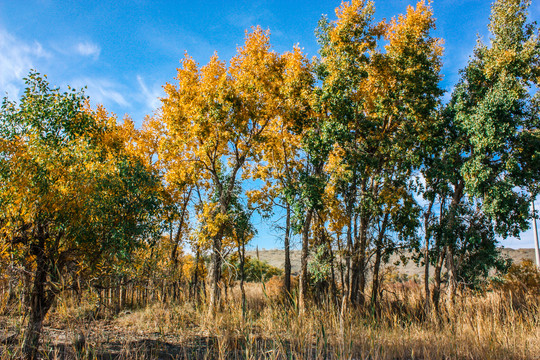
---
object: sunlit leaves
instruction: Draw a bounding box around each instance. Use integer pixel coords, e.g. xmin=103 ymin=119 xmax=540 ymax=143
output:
xmin=0 ymin=71 xmax=161 ymax=275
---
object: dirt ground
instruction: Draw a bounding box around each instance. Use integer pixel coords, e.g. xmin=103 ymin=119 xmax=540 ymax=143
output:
xmin=0 ymin=315 xmax=273 ymax=359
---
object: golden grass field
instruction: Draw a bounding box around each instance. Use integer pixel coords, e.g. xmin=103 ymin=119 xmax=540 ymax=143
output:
xmin=1 ymin=249 xmax=539 ymax=359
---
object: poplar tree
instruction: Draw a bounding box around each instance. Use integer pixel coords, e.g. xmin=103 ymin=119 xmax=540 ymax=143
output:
xmin=313 ymin=0 xmax=442 ymax=307
xmin=0 ymin=73 xmax=161 ymax=359
xmin=161 ymin=27 xmax=312 ymax=312
xmin=423 ymin=0 xmax=539 ymax=306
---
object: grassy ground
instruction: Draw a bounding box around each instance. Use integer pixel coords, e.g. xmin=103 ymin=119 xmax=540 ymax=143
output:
xmin=1 ymin=279 xmax=539 ymax=359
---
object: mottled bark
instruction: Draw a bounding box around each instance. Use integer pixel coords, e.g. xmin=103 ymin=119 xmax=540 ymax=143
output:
xmin=298 ymin=208 xmax=313 ymax=313
xmin=284 ymin=203 xmax=292 ymax=297
xmin=432 ymin=249 xmax=445 ymax=312
xmin=371 ymin=213 xmax=389 ymax=312
xmin=22 ymin=239 xmax=55 ymax=360
xmin=424 ymin=198 xmax=435 ymax=315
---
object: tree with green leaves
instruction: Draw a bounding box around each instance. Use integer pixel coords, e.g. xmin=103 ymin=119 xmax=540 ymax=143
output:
xmin=0 ymin=73 xmax=161 ymax=359
xmin=313 ymin=0 xmax=443 ymax=308
xmin=422 ymin=0 xmax=539 ymax=308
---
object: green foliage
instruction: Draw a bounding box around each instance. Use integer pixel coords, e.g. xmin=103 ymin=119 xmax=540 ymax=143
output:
xmin=0 ymin=71 xmax=162 ymax=286
xmin=420 ymin=0 xmax=539 ymax=297
xmin=449 ymin=0 xmax=539 ymax=237
xmin=308 ymin=245 xmax=333 ymax=286
xmin=228 ymin=255 xmax=283 ymax=282
xmin=454 ymin=208 xmax=512 ymax=289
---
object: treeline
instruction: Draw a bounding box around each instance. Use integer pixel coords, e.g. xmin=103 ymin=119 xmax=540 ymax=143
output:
xmin=1 ymin=0 xmax=539 ymax=358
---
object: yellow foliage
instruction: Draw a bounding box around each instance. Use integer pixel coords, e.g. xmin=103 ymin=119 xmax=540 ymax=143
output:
xmin=161 ymin=26 xmax=313 ymax=252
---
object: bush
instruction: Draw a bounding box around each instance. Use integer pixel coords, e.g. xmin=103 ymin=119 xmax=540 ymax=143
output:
xmin=497 ymin=260 xmax=540 ymax=295
xmin=226 ymin=255 xmax=283 ymax=283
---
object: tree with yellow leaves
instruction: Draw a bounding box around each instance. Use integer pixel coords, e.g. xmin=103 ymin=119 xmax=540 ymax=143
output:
xmin=121 ymin=113 xmax=197 ymax=301
xmin=0 ymin=73 xmax=161 ymax=359
xmin=245 ymin=46 xmax=313 ymax=297
xmin=313 ymin=0 xmax=443 ymax=307
xmin=161 ymin=27 xmax=312 ymax=312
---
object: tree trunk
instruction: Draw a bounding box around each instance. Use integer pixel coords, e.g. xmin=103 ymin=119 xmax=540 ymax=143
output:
xmin=22 ymin=244 xmax=54 ymax=360
xmin=284 ymin=203 xmax=292 ymax=297
xmin=424 ymin=239 xmax=430 ymax=314
xmin=445 ymin=245 xmax=457 ymax=303
xmin=356 ymin=215 xmax=369 ymax=307
xmin=191 ymin=246 xmax=200 ymax=302
xmin=371 ymin=244 xmax=382 ymax=313
xmin=240 ymin=237 xmax=246 ymax=319
xmin=424 ymin=198 xmax=434 ymax=315
xmin=328 ymin=242 xmax=338 ymax=306
xmin=298 ymin=208 xmax=313 ymax=313
xmin=344 ymin=209 xmax=353 ymax=305
xmin=336 ymin=234 xmax=345 ymax=303
xmin=209 ymin=230 xmax=223 ymax=313
xmin=432 ymin=249 xmax=445 ymax=313
xmin=371 ymin=213 xmax=388 ymax=313
xmin=349 ymin=214 xmax=359 ymax=304
xmin=444 ymin=180 xmax=464 ymax=303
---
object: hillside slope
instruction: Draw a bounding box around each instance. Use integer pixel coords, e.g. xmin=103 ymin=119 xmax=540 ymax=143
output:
xmin=246 ymin=248 xmax=536 ymax=277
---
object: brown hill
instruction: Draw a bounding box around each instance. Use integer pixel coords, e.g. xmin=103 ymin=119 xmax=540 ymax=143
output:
xmin=246 ymin=248 xmax=537 ymax=278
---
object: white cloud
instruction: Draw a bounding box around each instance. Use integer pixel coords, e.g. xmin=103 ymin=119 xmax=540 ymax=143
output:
xmin=226 ymin=4 xmax=273 ymax=31
xmin=0 ymin=27 xmax=51 ymax=99
xmin=136 ymin=75 xmax=162 ymax=112
xmin=70 ymin=77 xmax=129 ymax=108
xmin=75 ymin=41 xmax=100 ymax=59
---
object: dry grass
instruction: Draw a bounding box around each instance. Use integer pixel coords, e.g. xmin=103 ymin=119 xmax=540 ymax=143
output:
xmin=1 ymin=280 xmax=539 ymax=359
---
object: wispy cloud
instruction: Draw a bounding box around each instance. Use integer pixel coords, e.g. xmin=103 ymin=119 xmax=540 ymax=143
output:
xmin=0 ymin=27 xmax=51 ymax=99
xmin=75 ymin=41 xmax=101 ymax=59
xmin=137 ymin=75 xmax=162 ymax=112
xmin=70 ymin=77 xmax=129 ymax=109
xmin=227 ymin=9 xmax=273 ymax=31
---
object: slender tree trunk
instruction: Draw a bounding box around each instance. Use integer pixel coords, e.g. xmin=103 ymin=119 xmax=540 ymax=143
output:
xmin=424 ymin=243 xmax=430 ymax=313
xmin=444 ymin=181 xmax=464 ymax=303
xmin=356 ymin=215 xmax=369 ymax=307
xmin=209 ymin=230 xmax=223 ymax=313
xmin=191 ymin=246 xmax=201 ymax=303
xmin=328 ymin=241 xmax=338 ymax=306
xmin=371 ymin=244 xmax=382 ymax=312
xmin=284 ymin=203 xmax=292 ymax=297
xmin=424 ymin=198 xmax=434 ymax=315
xmin=343 ymin=179 xmax=356 ymax=305
xmin=23 ymin=243 xmax=54 ymax=360
xmin=445 ymin=245 xmax=457 ymax=303
xmin=349 ymin=214 xmax=359 ymax=304
xmin=298 ymin=208 xmax=313 ymax=313
xmin=344 ymin=209 xmax=353 ymax=305
xmin=239 ymin=237 xmax=246 ymax=319
xmin=336 ymin=234 xmax=345 ymax=302
xmin=371 ymin=213 xmax=388 ymax=313
xmin=533 ymin=196 xmax=540 ymax=268
xmin=432 ymin=249 xmax=445 ymax=313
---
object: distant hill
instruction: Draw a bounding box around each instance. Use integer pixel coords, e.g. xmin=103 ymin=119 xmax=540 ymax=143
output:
xmin=246 ymin=248 xmax=537 ymax=277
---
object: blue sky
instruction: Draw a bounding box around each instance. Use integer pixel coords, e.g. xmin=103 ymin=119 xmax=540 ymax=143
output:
xmin=1 ymin=0 xmax=539 ymax=249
